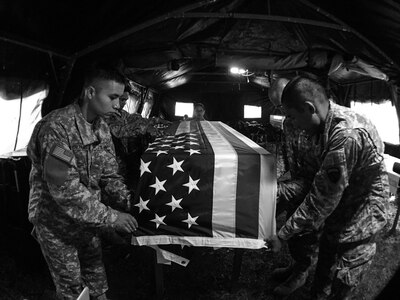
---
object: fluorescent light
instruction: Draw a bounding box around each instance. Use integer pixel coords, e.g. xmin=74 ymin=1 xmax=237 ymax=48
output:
xmin=230 ymin=67 xmax=246 ymax=75
xmin=244 ymin=105 xmax=262 ymax=119
xmin=175 ymin=102 xmax=194 ymax=117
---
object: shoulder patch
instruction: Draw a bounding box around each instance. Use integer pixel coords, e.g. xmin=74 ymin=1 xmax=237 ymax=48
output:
xmin=326 ymin=167 xmax=341 ymax=183
xmin=50 ymin=144 xmax=74 ymax=165
xmin=44 ymin=154 xmax=70 ymax=186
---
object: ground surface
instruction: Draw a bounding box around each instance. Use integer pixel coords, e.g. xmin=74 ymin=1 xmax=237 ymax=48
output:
xmin=1 ymin=199 xmax=400 ymax=300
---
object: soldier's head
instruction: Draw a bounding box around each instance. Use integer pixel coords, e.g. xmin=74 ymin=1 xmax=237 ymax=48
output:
xmin=268 ymin=77 xmax=290 ymax=107
xmin=281 ymin=76 xmax=329 ymax=135
xmin=81 ymin=63 xmax=125 ymax=121
xmin=193 ymin=102 xmax=206 ymax=121
xmin=118 ymin=85 xmax=132 ymax=111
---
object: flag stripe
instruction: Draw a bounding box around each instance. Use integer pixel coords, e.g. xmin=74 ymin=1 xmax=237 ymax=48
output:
xmin=219 ymin=122 xmax=276 ymax=239
xmin=212 ymin=122 xmax=260 ymax=238
xmin=201 ymin=121 xmax=238 ymax=238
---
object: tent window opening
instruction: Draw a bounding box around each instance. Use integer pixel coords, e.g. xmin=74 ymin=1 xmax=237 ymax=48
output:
xmin=244 ymin=105 xmax=262 ymax=119
xmin=141 ymin=90 xmax=154 ymax=119
xmin=175 ymin=102 xmax=193 ymax=117
xmin=350 ymin=100 xmax=399 ymax=144
xmin=124 ymin=93 xmax=140 ymax=114
xmin=0 ymin=88 xmax=47 ymax=156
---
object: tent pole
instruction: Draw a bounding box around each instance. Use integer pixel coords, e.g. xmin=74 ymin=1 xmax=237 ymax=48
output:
xmin=48 ymin=53 xmax=60 ymax=88
xmin=299 ymin=0 xmax=400 ymax=72
xmin=173 ymin=12 xmax=349 ymax=32
xmin=74 ymin=0 xmax=219 ymax=58
xmin=55 ymin=59 xmax=76 ymax=108
xmin=0 ymin=35 xmax=69 ymax=59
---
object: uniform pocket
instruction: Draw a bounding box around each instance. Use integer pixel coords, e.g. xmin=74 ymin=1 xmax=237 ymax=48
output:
xmin=336 ymin=243 xmax=376 ymax=287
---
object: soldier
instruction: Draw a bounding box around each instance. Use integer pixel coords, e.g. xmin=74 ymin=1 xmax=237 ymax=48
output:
xmin=103 ymin=85 xmax=170 ymax=190
xmin=268 ymin=77 xmax=322 ymax=296
xmin=269 ymin=76 xmax=389 ymax=299
xmin=191 ymin=102 xmax=206 ymax=121
xmin=27 ymin=64 xmax=138 ymax=300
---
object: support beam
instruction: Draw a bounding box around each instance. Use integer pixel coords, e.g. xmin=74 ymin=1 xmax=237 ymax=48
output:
xmin=55 ymin=59 xmax=76 ymax=108
xmin=75 ymin=0 xmax=219 ymax=58
xmin=0 ymin=35 xmax=69 ymax=59
xmin=299 ymin=0 xmax=400 ymax=71
xmin=172 ymin=12 xmax=350 ymax=32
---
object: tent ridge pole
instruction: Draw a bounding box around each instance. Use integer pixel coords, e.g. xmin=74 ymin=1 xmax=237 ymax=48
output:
xmin=298 ymin=0 xmax=400 ymax=71
xmin=74 ymin=0 xmax=219 ymax=58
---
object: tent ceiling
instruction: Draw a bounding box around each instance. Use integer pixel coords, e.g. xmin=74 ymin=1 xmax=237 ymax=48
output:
xmin=1 ymin=0 xmax=400 ymax=93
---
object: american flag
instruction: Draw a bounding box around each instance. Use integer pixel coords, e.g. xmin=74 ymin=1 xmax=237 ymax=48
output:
xmin=131 ymin=121 xmax=276 ymax=249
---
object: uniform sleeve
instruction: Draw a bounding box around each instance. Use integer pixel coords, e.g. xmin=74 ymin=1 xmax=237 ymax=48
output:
xmin=278 ymin=178 xmax=312 ymax=206
xmin=279 ymin=122 xmax=311 ymax=204
xmin=278 ymin=133 xmax=359 ymax=240
xmin=107 ymin=112 xmax=152 ymax=138
xmin=282 ymin=122 xmax=299 ymax=176
xmin=99 ymin=138 xmax=132 ymax=212
xmin=38 ymin=123 xmax=118 ymax=228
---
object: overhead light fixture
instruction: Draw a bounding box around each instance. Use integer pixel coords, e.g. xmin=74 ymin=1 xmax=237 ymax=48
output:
xmin=230 ymin=67 xmax=246 ymax=75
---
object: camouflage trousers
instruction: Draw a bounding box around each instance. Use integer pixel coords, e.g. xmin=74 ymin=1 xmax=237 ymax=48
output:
xmin=34 ymin=224 xmax=108 ymax=300
xmin=312 ymin=233 xmax=377 ymax=300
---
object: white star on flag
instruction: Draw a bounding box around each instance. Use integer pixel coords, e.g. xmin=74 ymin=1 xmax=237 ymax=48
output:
xmin=173 ymin=145 xmax=185 ymax=149
xmin=146 ymin=147 xmax=155 ymax=151
xmin=164 ymin=139 xmax=173 ymax=143
xmin=185 ymin=149 xmax=201 ymax=156
xmin=182 ymin=213 xmax=199 ymax=228
xmin=189 ymin=136 xmax=198 ymax=140
xmin=189 ymin=133 xmax=198 ymax=137
xmin=189 ymin=141 xmax=199 ymax=145
xmin=166 ymin=195 xmax=183 ymax=212
xmin=160 ymin=144 xmax=170 ymax=148
xmin=167 ymin=157 xmax=184 ymax=175
xmin=155 ymin=150 xmax=168 ymax=156
xmin=140 ymin=159 xmax=151 ymax=176
xmin=183 ymin=175 xmax=200 ymax=194
xmin=150 ymin=177 xmax=167 ymax=194
xmin=151 ymin=214 xmax=166 ymax=228
xmin=135 ymin=197 xmax=150 ymax=213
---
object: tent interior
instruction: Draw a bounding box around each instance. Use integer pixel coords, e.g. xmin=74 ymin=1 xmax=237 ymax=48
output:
xmin=1 ymin=0 xmax=400 ymax=151
xmin=1 ymin=0 xmax=400 ymax=298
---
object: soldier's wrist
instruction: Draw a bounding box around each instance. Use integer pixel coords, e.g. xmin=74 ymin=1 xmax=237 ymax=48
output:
xmin=108 ymin=209 xmax=119 ymax=228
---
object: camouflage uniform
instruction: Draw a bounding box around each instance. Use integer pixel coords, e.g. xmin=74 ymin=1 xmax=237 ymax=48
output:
xmin=103 ymin=110 xmax=154 ymax=189
xmin=28 ymin=103 xmax=132 ymax=300
xmin=278 ymin=117 xmax=323 ymax=273
xmin=278 ymin=102 xmax=389 ymax=299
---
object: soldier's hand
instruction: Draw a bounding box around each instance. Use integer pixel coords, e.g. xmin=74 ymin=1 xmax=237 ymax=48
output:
xmin=114 ymin=212 xmax=138 ymax=233
xmin=158 ymin=118 xmax=172 ymax=125
xmin=150 ymin=117 xmax=171 ymax=126
xmin=147 ymin=126 xmax=163 ymax=137
xmin=266 ymin=235 xmax=282 ymax=253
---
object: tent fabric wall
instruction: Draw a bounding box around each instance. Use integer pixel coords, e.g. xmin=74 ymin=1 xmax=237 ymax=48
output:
xmin=0 ymin=88 xmax=47 ymax=156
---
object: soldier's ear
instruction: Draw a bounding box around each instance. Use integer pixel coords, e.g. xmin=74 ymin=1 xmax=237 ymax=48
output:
xmin=85 ymin=86 xmax=95 ymax=100
xmin=304 ymin=101 xmax=316 ymax=114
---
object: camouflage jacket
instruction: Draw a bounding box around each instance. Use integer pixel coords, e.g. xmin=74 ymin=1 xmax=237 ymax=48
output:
xmin=27 ymin=103 xmax=131 ymax=232
xmin=103 ymin=110 xmax=152 ymax=177
xmin=278 ymin=117 xmax=323 ymax=205
xmin=278 ymin=103 xmax=389 ymax=243
xmin=104 ymin=110 xmax=152 ymax=148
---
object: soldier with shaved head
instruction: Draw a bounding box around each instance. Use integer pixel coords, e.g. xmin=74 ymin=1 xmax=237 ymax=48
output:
xmin=27 ymin=63 xmax=138 ymax=300
xmin=269 ymin=77 xmax=323 ymax=296
xmin=269 ymin=76 xmax=389 ymax=299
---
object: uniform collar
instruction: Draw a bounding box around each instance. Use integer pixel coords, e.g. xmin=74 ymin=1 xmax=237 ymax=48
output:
xmin=73 ymin=103 xmax=100 ymax=146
